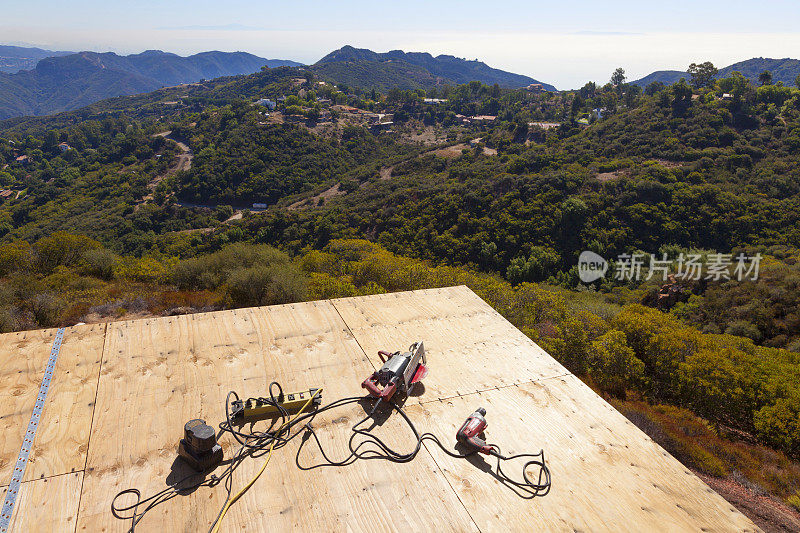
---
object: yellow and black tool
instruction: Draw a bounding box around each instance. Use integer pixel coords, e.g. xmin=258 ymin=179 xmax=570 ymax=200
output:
xmin=230 ymin=388 xmax=322 ymax=419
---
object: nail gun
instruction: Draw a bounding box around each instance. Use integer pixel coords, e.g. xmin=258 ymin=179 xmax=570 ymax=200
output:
xmin=362 ymin=341 xmax=428 ymax=401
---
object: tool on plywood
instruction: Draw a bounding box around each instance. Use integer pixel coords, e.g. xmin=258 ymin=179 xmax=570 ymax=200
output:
xmin=230 ymin=387 xmax=322 ymax=419
xmin=114 ymin=339 xmax=550 ymax=532
xmin=362 ymin=341 xmax=428 ymax=401
xmin=177 ymin=419 xmax=224 ymax=471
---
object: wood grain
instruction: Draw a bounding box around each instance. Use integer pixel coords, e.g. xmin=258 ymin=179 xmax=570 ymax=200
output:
xmin=0 ymin=328 xmax=57 ymax=485
xmin=331 ymin=286 xmax=568 ymax=403
xmin=0 ymin=324 xmax=104 ymax=485
xmin=0 ymin=287 xmax=762 ymax=532
xmin=412 ymin=375 xmax=758 ymax=532
xmin=24 ymin=323 xmax=105 ymax=482
xmin=1 ymin=472 xmax=82 ymax=532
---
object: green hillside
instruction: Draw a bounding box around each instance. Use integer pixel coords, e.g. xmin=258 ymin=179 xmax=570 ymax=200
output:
xmin=312 ymin=45 xmax=556 ymax=90
xmin=633 ymin=57 xmax=800 ymax=87
xmin=0 ymin=50 xmax=300 ymax=119
xmin=1 ymin=65 xmax=800 ymax=519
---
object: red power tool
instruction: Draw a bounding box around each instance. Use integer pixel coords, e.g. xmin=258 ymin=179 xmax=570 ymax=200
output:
xmin=456 ymin=407 xmax=494 ymax=454
xmin=362 ymin=341 xmax=428 ymax=401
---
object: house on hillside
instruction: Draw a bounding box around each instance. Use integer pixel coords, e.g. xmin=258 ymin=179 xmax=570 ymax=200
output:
xmin=0 ymin=189 xmax=14 ymax=200
xmin=470 ymin=115 xmax=496 ymax=124
xmin=528 ymin=122 xmax=559 ymax=130
xmin=58 ymin=142 xmax=72 ymax=153
xmin=423 ymin=98 xmax=447 ymax=104
xmin=370 ymin=121 xmax=394 ymax=133
xmin=13 ymin=155 xmax=29 ymax=166
xmin=255 ymin=98 xmax=276 ymax=110
xmin=526 ymin=83 xmax=545 ymax=93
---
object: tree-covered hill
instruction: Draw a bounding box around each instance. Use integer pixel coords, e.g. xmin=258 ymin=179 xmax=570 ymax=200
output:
xmin=0 ymin=45 xmax=74 ymax=73
xmin=0 ymin=50 xmax=300 ymax=119
xmin=312 ymin=45 xmax=556 ymax=90
xmin=2 ymin=64 xmax=800 ymax=521
xmin=633 ymin=57 xmax=800 ymax=87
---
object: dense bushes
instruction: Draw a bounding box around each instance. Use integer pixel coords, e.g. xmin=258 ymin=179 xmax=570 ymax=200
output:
xmin=172 ymin=243 xmax=306 ymax=306
xmin=296 ymin=240 xmax=800 ymax=456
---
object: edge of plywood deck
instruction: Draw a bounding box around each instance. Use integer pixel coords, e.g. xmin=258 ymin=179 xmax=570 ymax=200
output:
xmin=0 ymin=286 xmax=760 ymax=532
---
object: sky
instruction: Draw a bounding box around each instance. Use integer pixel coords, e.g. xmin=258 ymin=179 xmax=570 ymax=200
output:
xmin=2 ymin=0 xmax=800 ymax=89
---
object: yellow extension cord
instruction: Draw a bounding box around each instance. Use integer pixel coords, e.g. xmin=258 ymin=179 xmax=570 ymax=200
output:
xmin=210 ymin=388 xmax=323 ymax=533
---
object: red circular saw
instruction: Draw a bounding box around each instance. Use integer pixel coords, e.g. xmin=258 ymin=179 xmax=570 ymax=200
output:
xmin=362 ymin=341 xmax=428 ymax=401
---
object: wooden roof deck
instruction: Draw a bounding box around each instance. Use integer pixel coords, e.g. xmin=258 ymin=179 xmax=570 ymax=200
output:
xmin=0 ymin=286 xmax=757 ymax=532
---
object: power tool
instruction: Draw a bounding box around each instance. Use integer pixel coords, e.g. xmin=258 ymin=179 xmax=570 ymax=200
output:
xmin=178 ymin=419 xmax=224 ymax=471
xmin=362 ymin=341 xmax=428 ymax=401
xmin=456 ymin=407 xmax=493 ymax=454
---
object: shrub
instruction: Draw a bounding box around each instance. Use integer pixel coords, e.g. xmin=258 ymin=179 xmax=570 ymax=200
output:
xmin=307 ymin=272 xmax=358 ymax=299
xmin=113 ymin=256 xmax=175 ymax=283
xmin=724 ymin=320 xmax=762 ymax=343
xmin=172 ymin=243 xmax=291 ymax=290
xmin=29 ymin=293 xmax=63 ymax=327
xmin=788 ymin=492 xmax=800 ymax=512
xmin=83 ymin=248 xmax=118 ymax=280
xmin=587 ymin=329 xmax=645 ymax=398
xmin=33 ymin=232 xmax=100 ymax=274
xmin=754 ymin=397 xmax=800 ymax=455
xmin=0 ymin=241 xmax=31 ymax=277
xmin=225 ymin=264 xmax=307 ymax=307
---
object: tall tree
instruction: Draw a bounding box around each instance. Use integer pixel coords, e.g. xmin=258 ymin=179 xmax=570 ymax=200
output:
xmin=611 ymin=68 xmax=626 ymax=87
xmin=759 ymin=70 xmax=773 ymax=86
xmin=687 ymin=61 xmax=718 ymax=89
xmin=570 ymin=94 xmax=584 ymax=122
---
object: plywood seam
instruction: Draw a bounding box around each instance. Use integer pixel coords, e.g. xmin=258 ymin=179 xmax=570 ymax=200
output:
xmin=12 ymin=470 xmax=82 ymax=485
xmin=417 ymin=372 xmax=573 ymax=405
xmin=331 ymin=295 xmax=484 ymax=533
xmin=329 ymin=299 xmax=377 ymax=373
xmin=72 ymin=322 xmax=109 ymax=533
xmin=420 ymin=439 xmax=483 ymax=533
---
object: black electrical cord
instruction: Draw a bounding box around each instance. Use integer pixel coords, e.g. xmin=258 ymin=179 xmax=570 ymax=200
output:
xmin=111 ymin=441 xmax=249 ymax=532
xmin=112 ymin=382 xmax=551 ymax=531
xmin=295 ymin=396 xmax=551 ymax=497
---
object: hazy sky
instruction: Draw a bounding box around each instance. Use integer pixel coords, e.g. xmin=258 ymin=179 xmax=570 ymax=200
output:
xmin=2 ymin=0 xmax=800 ymax=88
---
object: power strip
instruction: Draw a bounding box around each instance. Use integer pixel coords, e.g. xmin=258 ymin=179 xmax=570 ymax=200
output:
xmin=231 ymin=388 xmax=322 ymax=419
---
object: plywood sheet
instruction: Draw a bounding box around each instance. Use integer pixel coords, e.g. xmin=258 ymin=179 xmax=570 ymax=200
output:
xmin=218 ymin=401 xmax=478 ymax=532
xmin=0 ymin=287 xmax=761 ymax=532
xmin=24 ymin=323 xmax=106 ymax=482
xmin=0 ymin=472 xmax=82 ymax=532
xmin=332 ymin=286 xmax=568 ymax=403
xmin=0 ymin=324 xmax=104 ymax=485
xmin=413 ymin=375 xmax=757 ymax=532
xmin=0 ymin=328 xmax=57 ymax=485
xmin=78 ymin=300 xmax=389 ymax=531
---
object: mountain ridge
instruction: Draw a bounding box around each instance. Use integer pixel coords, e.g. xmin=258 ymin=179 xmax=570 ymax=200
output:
xmin=0 ymin=45 xmax=74 ymax=73
xmin=0 ymin=48 xmax=302 ymax=119
xmin=632 ymin=57 xmax=800 ymax=87
xmin=312 ymin=45 xmax=556 ymax=91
